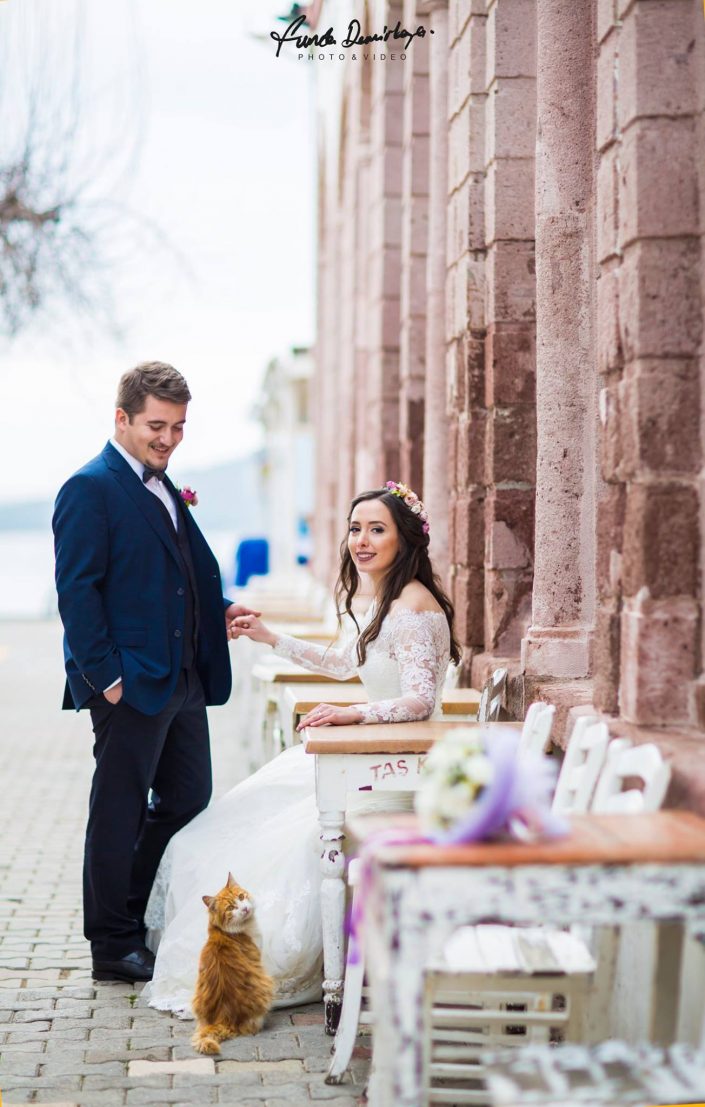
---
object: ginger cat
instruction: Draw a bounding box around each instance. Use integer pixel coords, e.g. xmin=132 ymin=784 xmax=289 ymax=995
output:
xmin=191 ymin=873 xmax=274 ymax=1055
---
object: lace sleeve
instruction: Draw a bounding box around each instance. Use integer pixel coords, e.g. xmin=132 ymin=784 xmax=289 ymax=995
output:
xmin=273 ymin=632 xmax=358 ymax=681
xmin=356 ymin=610 xmax=447 ymax=724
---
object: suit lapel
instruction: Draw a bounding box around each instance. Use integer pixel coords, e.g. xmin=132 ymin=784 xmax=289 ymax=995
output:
xmin=101 ymin=443 xmax=181 ymax=566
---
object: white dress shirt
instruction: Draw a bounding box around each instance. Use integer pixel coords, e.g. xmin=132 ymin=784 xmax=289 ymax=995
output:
xmin=110 ymin=438 xmax=179 ymax=531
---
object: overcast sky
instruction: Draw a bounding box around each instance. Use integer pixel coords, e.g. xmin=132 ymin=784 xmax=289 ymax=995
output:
xmin=0 ymin=0 xmax=315 ymax=503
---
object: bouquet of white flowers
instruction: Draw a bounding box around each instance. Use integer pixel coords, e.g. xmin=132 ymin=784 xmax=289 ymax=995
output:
xmin=415 ymin=730 xmax=495 ymax=835
xmin=414 ymin=726 xmax=564 ymax=845
xmin=347 ymin=728 xmax=565 ymax=966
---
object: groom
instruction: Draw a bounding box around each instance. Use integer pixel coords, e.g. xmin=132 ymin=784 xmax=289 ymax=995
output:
xmin=53 ymin=362 xmax=256 ymax=983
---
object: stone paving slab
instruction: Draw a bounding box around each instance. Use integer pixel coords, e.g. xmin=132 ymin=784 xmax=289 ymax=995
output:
xmin=0 ymin=621 xmax=366 ymax=1106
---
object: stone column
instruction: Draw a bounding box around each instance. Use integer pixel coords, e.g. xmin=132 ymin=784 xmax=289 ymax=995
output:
xmin=482 ymin=0 xmax=537 ymax=662
xmin=398 ymin=0 xmax=430 ymax=495
xmin=312 ymin=152 xmax=340 ymax=586
xmin=609 ymin=0 xmax=702 ymax=726
xmin=521 ymin=0 xmax=597 ymax=702
xmin=418 ymin=0 xmax=450 ymax=581
xmin=365 ymin=0 xmax=404 ymax=484
xmin=445 ymin=1 xmax=487 ymax=660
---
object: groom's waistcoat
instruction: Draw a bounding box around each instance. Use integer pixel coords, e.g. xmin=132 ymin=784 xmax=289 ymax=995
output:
xmin=53 ymin=442 xmax=232 ymax=715
xmin=152 ymin=493 xmax=199 ymax=670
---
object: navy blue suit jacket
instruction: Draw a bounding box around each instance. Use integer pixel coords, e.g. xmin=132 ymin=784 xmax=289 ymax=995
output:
xmin=53 ymin=442 xmax=232 ymax=714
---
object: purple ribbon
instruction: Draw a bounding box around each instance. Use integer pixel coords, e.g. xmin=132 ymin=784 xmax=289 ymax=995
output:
xmin=346 ymin=728 xmax=567 ymax=965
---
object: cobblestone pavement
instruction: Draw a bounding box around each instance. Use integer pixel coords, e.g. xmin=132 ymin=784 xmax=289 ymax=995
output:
xmin=0 ymin=621 xmax=367 ymax=1106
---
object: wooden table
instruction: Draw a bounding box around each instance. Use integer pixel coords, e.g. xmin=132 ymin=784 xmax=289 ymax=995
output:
xmin=302 ymin=720 xmax=523 ymax=1033
xmin=250 ymin=661 xmax=360 ymax=765
xmin=267 ymin=621 xmax=338 ymax=643
xmin=251 ymin=660 xmax=361 ymax=685
xmin=349 ymin=810 xmax=705 ymax=1107
xmin=279 ymin=683 xmax=482 ymax=747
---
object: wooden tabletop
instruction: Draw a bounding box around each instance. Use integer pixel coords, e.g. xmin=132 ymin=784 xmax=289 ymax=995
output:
xmin=441 ymin=688 xmax=482 ymax=713
xmin=303 ymin=719 xmax=523 ymax=755
xmin=268 ymin=622 xmax=337 ymax=642
xmin=345 ymin=810 xmax=705 ymax=868
xmin=283 ymin=683 xmax=482 ymax=717
xmin=251 ymin=661 xmax=361 ymax=685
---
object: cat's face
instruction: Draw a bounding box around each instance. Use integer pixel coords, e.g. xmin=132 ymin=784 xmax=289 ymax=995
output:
xmin=202 ymin=873 xmax=255 ymax=933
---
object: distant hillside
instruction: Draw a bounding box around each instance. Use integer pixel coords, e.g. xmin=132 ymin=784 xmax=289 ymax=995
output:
xmin=1 ymin=454 xmax=267 ymax=535
xmin=169 ymin=454 xmax=266 ymax=534
xmin=0 ymin=500 xmax=53 ymax=532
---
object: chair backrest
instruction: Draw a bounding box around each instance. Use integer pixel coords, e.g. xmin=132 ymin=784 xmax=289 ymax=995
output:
xmin=551 ymin=716 xmax=608 ymax=814
xmin=517 ymin=702 xmax=556 ymax=760
xmin=591 ymin=740 xmax=671 ymax=814
xmin=477 ymin=667 xmax=508 ymax=723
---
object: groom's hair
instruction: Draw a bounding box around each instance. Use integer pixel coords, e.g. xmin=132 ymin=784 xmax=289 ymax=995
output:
xmin=117 ymin=362 xmax=192 ymax=420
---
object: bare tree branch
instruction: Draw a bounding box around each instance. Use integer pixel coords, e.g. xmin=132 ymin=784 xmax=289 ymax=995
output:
xmin=0 ymin=0 xmax=179 ymax=341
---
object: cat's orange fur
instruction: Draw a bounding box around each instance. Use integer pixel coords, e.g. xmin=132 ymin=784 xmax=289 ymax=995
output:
xmin=191 ymin=873 xmax=274 ymax=1055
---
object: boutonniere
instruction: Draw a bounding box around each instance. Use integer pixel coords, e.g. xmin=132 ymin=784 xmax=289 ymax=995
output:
xmin=175 ymin=485 xmax=198 ymax=509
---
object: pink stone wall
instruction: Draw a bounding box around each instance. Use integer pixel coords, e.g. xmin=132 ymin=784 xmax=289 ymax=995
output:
xmin=311 ymin=0 xmax=705 ymax=807
xmin=595 ymin=0 xmax=703 ymax=728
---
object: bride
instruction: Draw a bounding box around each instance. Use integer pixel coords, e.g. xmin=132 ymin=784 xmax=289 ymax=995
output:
xmin=142 ymin=482 xmax=460 ymax=1015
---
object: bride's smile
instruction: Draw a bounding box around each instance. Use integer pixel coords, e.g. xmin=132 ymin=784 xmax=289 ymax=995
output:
xmin=348 ymin=499 xmax=399 ymax=581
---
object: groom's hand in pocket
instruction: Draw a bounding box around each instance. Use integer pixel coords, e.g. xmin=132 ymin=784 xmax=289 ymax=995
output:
xmin=103 ymin=681 xmax=123 ymax=705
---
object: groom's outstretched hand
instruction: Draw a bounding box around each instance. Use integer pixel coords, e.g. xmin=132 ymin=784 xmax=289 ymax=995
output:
xmin=224 ymin=603 xmax=261 ymax=638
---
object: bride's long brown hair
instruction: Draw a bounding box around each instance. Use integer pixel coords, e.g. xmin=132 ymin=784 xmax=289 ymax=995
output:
xmin=334 ymin=487 xmax=461 ymax=667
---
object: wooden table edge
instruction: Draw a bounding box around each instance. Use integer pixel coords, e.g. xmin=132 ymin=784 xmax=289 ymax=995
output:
xmin=346 ymin=811 xmax=705 ymax=868
xmin=303 ymin=720 xmax=523 ymax=755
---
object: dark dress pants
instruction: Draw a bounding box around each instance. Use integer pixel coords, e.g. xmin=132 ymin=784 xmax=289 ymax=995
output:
xmin=84 ymin=668 xmax=212 ymax=959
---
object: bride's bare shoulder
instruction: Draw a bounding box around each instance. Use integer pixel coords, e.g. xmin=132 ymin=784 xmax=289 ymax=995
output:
xmin=391 ymin=582 xmax=443 ymax=615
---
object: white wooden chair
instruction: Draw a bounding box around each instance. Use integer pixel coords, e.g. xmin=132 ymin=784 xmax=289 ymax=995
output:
xmin=484 ymin=1040 xmax=705 ymax=1105
xmin=592 ymin=740 xmax=671 ymax=814
xmin=551 ymin=716 xmax=607 ymax=814
xmin=422 ymin=942 xmax=595 ymax=1105
xmin=477 ymin=668 xmax=508 ymax=723
xmin=517 ymin=702 xmax=555 ymax=760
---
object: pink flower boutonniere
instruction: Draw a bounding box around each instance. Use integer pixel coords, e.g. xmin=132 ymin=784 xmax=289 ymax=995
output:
xmin=177 ymin=485 xmax=198 ymax=509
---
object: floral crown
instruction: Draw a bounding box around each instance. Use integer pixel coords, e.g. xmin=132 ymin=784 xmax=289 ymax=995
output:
xmin=385 ymin=480 xmax=430 ymax=535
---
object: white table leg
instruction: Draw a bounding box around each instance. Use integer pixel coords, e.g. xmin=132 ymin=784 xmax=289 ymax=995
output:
xmin=316 ymin=757 xmax=348 ymax=1034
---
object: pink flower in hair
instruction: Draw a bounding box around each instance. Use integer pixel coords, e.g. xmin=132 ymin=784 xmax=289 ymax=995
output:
xmin=385 ymin=479 xmax=430 ymax=536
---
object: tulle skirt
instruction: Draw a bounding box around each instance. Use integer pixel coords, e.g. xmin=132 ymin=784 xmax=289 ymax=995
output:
xmin=141 ymin=745 xmax=324 ymax=1016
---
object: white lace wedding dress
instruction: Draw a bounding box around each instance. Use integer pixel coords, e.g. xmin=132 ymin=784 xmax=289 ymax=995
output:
xmin=142 ymin=605 xmax=450 ymax=1016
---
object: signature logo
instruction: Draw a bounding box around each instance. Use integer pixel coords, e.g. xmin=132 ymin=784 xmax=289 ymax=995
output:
xmin=271 ymin=15 xmax=431 ymax=59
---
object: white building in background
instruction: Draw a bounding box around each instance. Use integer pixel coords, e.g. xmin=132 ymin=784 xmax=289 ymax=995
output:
xmin=255 ymin=346 xmax=314 ymax=575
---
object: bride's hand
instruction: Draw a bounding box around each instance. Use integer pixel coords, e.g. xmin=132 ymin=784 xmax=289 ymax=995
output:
xmin=229 ymin=614 xmax=277 ymax=647
xmin=297 ymin=703 xmax=364 ymax=730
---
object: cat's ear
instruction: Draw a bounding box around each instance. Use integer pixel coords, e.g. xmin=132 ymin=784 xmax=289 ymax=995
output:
xmin=227 ymin=872 xmax=236 ymax=888
xmin=202 ymin=895 xmax=214 ymax=908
